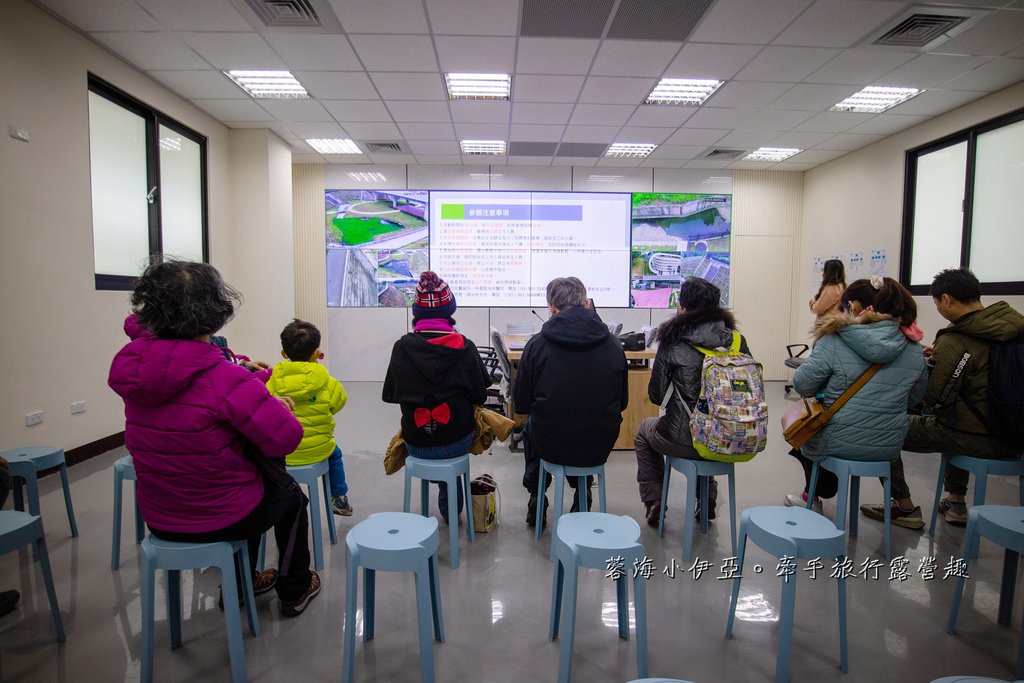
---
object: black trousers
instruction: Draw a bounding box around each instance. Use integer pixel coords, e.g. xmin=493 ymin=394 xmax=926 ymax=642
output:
xmin=521 ymin=424 xmax=592 ymax=494
xmin=150 ymin=480 xmax=312 ymax=603
xmin=789 ymin=449 xmax=840 ymax=499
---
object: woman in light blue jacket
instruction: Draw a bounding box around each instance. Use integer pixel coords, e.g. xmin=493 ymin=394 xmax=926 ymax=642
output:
xmin=785 ymin=277 xmax=928 ymax=511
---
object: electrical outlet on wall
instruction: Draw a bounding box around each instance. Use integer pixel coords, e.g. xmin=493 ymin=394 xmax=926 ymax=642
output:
xmin=71 ymin=401 xmax=86 ymax=415
xmin=25 ymin=411 xmax=44 ymax=426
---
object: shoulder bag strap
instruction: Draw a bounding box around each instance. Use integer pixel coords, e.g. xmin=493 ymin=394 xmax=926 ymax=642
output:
xmin=931 ymin=351 xmax=972 ymax=414
xmin=822 ymin=363 xmax=883 ymax=418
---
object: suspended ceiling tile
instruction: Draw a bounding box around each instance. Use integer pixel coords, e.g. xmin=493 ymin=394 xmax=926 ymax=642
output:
xmin=615 ymin=127 xmax=674 ymax=144
xmin=292 ymin=154 xmax=326 ymax=164
xmin=515 ymin=38 xmax=600 ymax=75
xmin=412 ymin=154 xmax=464 ymax=164
xmin=434 ymin=36 xmax=516 ymax=73
xmin=90 ymin=32 xmax=210 ymax=70
xmin=513 ymin=75 xmax=586 ymax=103
xmin=792 ymin=111 xmax=875 ymax=133
xmin=715 ymin=129 xmax=781 ymax=147
xmin=343 ymin=121 xmax=404 ymax=138
xmin=322 ymin=100 xmax=393 ymax=123
xmin=450 ymin=101 xmax=512 ymax=123
xmin=626 ymin=105 xmax=698 ymax=128
xmin=706 ymin=81 xmax=793 ymax=109
xmin=509 ymin=124 xmax=567 ymax=142
xmin=805 ymin=49 xmax=917 ymax=86
xmin=773 ymin=162 xmax=817 ymax=171
xmin=561 ymin=126 xmax=623 ymax=143
xmin=322 ymin=153 xmax=370 ymax=163
xmin=258 ymin=99 xmax=333 ymax=122
xmin=768 ymin=83 xmax=861 ymax=111
xmin=875 ymin=53 xmax=991 ymax=89
xmin=147 ymin=70 xmax=246 ymax=99
xmin=683 ymin=158 xmax=734 ymax=169
xmin=773 ymin=0 xmax=908 ymax=48
xmin=933 ymin=9 xmax=1024 ymax=57
xmin=505 ymin=156 xmax=556 ymax=166
xmin=767 ymin=130 xmax=839 ymax=148
xmin=551 ymin=156 xmax=598 ymax=167
xmin=453 ymin=122 xmax=510 ymax=138
xmin=520 ymin=0 xmax=614 ymax=39
xmin=329 ymin=0 xmax=429 ymax=33
xmin=179 ymin=32 xmax=286 ymax=70
xmin=194 ymin=98 xmax=275 ymax=122
xmin=665 ymin=43 xmax=763 ymax=80
xmin=813 ymin=132 xmax=886 ymax=150
xmin=684 ymin=107 xmax=759 ymax=128
xmin=784 ymin=148 xmax=848 ymax=163
xmin=367 ymin=154 xmax=418 ymax=164
xmin=578 ymin=77 xmax=658 ymax=104
xmin=264 ymin=35 xmax=362 ymax=72
xmin=648 ymin=145 xmax=705 ymax=160
xmin=407 ymin=139 xmax=462 ymax=156
xmin=225 ymin=121 xmax=297 ymax=140
xmin=737 ymin=108 xmax=816 ymax=130
xmin=885 ymin=89 xmax=988 ymax=116
xmin=512 ymin=103 xmax=574 ymax=125
xmin=664 ymin=128 xmax=730 ymax=145
xmin=845 ymin=113 xmax=930 ymax=135
xmin=735 ymin=46 xmax=842 ymax=82
xmin=689 ymin=0 xmax=815 ymax=44
xmin=369 ymin=72 xmax=447 ymax=100
xmin=348 ymin=34 xmax=438 ymax=72
xmin=138 ymin=0 xmax=251 ymax=31
xmin=39 ymin=0 xmax=161 ymax=31
xmin=568 ymin=104 xmax=637 ymax=127
xmin=728 ymin=160 xmax=778 ymax=170
xmin=387 ymin=100 xmax=452 ymax=123
xmin=589 ymin=40 xmax=681 ymax=77
xmin=285 ymin=121 xmax=350 ymax=139
xmin=296 ymin=71 xmax=380 ymax=100
xmin=397 ymin=122 xmax=457 ymax=140
xmin=424 ymin=0 xmax=519 ymax=35
xmin=939 ymin=58 xmax=1024 ymax=91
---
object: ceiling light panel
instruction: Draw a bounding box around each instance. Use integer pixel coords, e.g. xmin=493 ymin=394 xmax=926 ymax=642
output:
xmin=744 ymin=147 xmax=801 ymax=162
xmin=225 ymin=70 xmax=308 ymax=98
xmin=445 ymin=73 xmax=512 ymax=101
xmin=306 ymin=138 xmax=360 ymax=154
xmin=830 ymin=86 xmax=922 ymax=113
xmin=645 ymin=78 xmax=723 ymax=105
xmin=346 ymin=172 xmax=387 ymax=182
xmin=461 ymin=140 xmax=507 ymax=155
xmin=606 ymin=143 xmax=657 ymax=158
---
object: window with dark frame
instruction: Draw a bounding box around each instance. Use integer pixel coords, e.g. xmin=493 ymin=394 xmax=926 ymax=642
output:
xmin=88 ymin=74 xmax=209 ymax=291
xmin=901 ymin=106 xmax=1024 ymax=297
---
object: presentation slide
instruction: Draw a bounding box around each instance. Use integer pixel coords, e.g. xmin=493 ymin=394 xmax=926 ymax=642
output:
xmin=429 ymin=191 xmax=631 ymax=307
xmin=630 ymin=193 xmax=732 ymax=308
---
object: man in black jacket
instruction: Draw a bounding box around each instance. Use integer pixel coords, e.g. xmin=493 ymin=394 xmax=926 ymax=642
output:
xmin=513 ymin=277 xmax=628 ymax=526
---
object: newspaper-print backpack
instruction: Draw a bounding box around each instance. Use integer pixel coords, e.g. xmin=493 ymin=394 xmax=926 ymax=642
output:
xmin=683 ymin=331 xmax=768 ymax=462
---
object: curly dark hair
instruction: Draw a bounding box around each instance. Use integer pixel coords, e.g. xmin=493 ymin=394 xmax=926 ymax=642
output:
xmin=131 ymin=260 xmax=241 ymax=339
xmin=281 ymin=319 xmax=321 ymax=361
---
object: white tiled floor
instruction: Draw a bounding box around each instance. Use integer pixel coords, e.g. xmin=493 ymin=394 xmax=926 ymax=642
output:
xmin=1 ymin=382 xmax=1022 ymax=682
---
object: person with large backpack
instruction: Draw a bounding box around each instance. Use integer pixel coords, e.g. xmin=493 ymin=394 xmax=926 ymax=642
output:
xmin=634 ymin=277 xmax=764 ymax=527
xmin=860 ymin=268 xmax=1024 ymax=529
xmin=785 ymin=277 xmax=928 ymax=517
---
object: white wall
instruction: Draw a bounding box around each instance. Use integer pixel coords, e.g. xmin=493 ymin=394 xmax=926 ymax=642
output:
xmin=0 ymin=0 xmax=236 ymax=451
xmin=801 ymin=81 xmax=1024 ymax=345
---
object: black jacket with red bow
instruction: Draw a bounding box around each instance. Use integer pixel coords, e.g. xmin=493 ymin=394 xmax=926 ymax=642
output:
xmin=383 ymin=331 xmax=490 ymax=447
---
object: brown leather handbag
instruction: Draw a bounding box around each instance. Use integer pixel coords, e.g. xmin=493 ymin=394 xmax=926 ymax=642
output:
xmin=781 ymin=363 xmax=882 ymax=449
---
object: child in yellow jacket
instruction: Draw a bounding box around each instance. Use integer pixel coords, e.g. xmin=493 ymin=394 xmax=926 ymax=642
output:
xmin=265 ymin=319 xmax=351 ymax=515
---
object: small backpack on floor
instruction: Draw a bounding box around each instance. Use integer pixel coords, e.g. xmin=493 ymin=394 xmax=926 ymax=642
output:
xmin=683 ymin=331 xmax=768 ymax=463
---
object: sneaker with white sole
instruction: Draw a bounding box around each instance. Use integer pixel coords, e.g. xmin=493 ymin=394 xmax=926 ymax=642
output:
xmin=784 ymin=492 xmax=823 ymax=514
xmin=860 ymin=500 xmax=925 ymax=529
xmin=939 ymin=497 xmax=968 ymax=526
xmin=281 ymin=571 xmax=321 ymax=617
xmin=332 ymin=495 xmax=353 ymax=516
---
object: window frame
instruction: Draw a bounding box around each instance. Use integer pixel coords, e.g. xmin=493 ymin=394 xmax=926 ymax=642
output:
xmin=88 ymin=74 xmax=209 ymax=291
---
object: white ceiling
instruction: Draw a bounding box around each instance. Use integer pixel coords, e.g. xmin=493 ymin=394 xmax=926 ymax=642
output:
xmin=32 ymin=0 xmax=1024 ymax=171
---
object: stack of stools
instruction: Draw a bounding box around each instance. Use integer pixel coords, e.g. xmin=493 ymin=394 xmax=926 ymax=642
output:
xmin=549 ymin=512 xmax=648 ymax=683
xmin=343 ymin=512 xmax=444 ymax=683
xmin=536 ymin=460 xmax=608 ymax=560
xmin=2 ymin=446 xmax=78 ymax=537
xmin=139 ymin=537 xmax=259 ymax=683
xmin=725 ymin=506 xmax=848 ymax=683
xmin=946 ymin=505 xmax=1024 ymax=678
xmin=403 ymin=454 xmax=475 ymax=568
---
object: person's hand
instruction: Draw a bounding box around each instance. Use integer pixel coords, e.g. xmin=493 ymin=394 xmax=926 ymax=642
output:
xmin=275 ymin=396 xmax=296 ymax=412
xmin=242 ymin=360 xmax=270 ymax=372
xmin=0 ymin=456 xmax=8 ymax=471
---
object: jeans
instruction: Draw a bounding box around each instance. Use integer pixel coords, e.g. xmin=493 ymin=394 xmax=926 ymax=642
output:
xmin=326 ymin=446 xmax=348 ymax=498
xmin=406 ymin=431 xmax=474 ymax=519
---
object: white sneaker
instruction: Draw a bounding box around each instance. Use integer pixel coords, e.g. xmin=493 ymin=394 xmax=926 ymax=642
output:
xmin=784 ymin=493 xmax=822 ymax=514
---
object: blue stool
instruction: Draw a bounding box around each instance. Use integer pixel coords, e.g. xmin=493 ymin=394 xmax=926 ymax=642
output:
xmin=2 ymin=446 xmax=78 ymax=537
xmin=257 ymin=460 xmax=338 ymax=571
xmin=403 ymin=455 xmax=475 ymax=568
xmin=808 ymin=457 xmax=892 ymax=561
xmin=0 ymin=511 xmax=65 ymax=642
xmin=947 ymin=505 xmax=1024 ymax=678
xmin=658 ymin=457 xmax=736 ymax=562
xmin=536 ymin=461 xmax=607 ymax=560
xmin=929 ymin=453 xmax=1024 ymax=558
xmin=726 ymin=506 xmax=848 ymax=683
xmin=343 ymin=512 xmax=444 ymax=683
xmin=140 ymin=536 xmax=258 ymax=683
xmin=111 ymin=455 xmax=144 ymax=570
xmin=550 ymin=512 xmax=647 ymax=683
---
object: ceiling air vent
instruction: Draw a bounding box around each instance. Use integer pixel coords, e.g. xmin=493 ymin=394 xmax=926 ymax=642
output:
xmin=363 ymin=142 xmax=405 ymax=154
xmin=874 ymin=14 xmax=966 ymax=48
xmin=704 ymin=149 xmax=745 ymax=160
xmin=244 ymin=0 xmax=321 ymax=27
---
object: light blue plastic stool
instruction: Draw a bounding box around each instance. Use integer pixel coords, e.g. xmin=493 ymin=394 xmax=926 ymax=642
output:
xmin=111 ymin=455 xmax=144 ymax=570
xmin=257 ymin=460 xmax=338 ymax=571
xmin=403 ymin=455 xmax=475 ymax=568
xmin=658 ymin=457 xmax=736 ymax=562
xmin=725 ymin=506 xmax=848 ymax=683
xmin=930 ymin=454 xmax=1024 ymax=558
xmin=808 ymin=457 xmax=892 ymax=561
xmin=536 ymin=461 xmax=607 ymax=560
xmin=947 ymin=505 xmax=1024 ymax=678
xmin=140 ymin=536 xmax=258 ymax=683
xmin=550 ymin=512 xmax=647 ymax=683
xmin=0 ymin=511 xmax=65 ymax=642
xmin=2 ymin=446 xmax=78 ymax=537
xmin=343 ymin=512 xmax=444 ymax=683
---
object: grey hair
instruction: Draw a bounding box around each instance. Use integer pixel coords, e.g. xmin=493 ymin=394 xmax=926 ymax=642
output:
xmin=546 ymin=277 xmax=588 ymax=310
xmin=131 ymin=259 xmax=241 ymax=339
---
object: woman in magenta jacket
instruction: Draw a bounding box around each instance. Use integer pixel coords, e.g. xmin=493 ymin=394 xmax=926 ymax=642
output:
xmin=109 ymin=260 xmax=320 ymax=617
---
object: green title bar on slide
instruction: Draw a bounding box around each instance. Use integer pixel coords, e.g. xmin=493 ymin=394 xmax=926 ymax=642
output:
xmin=440 ymin=204 xmax=464 ymax=219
